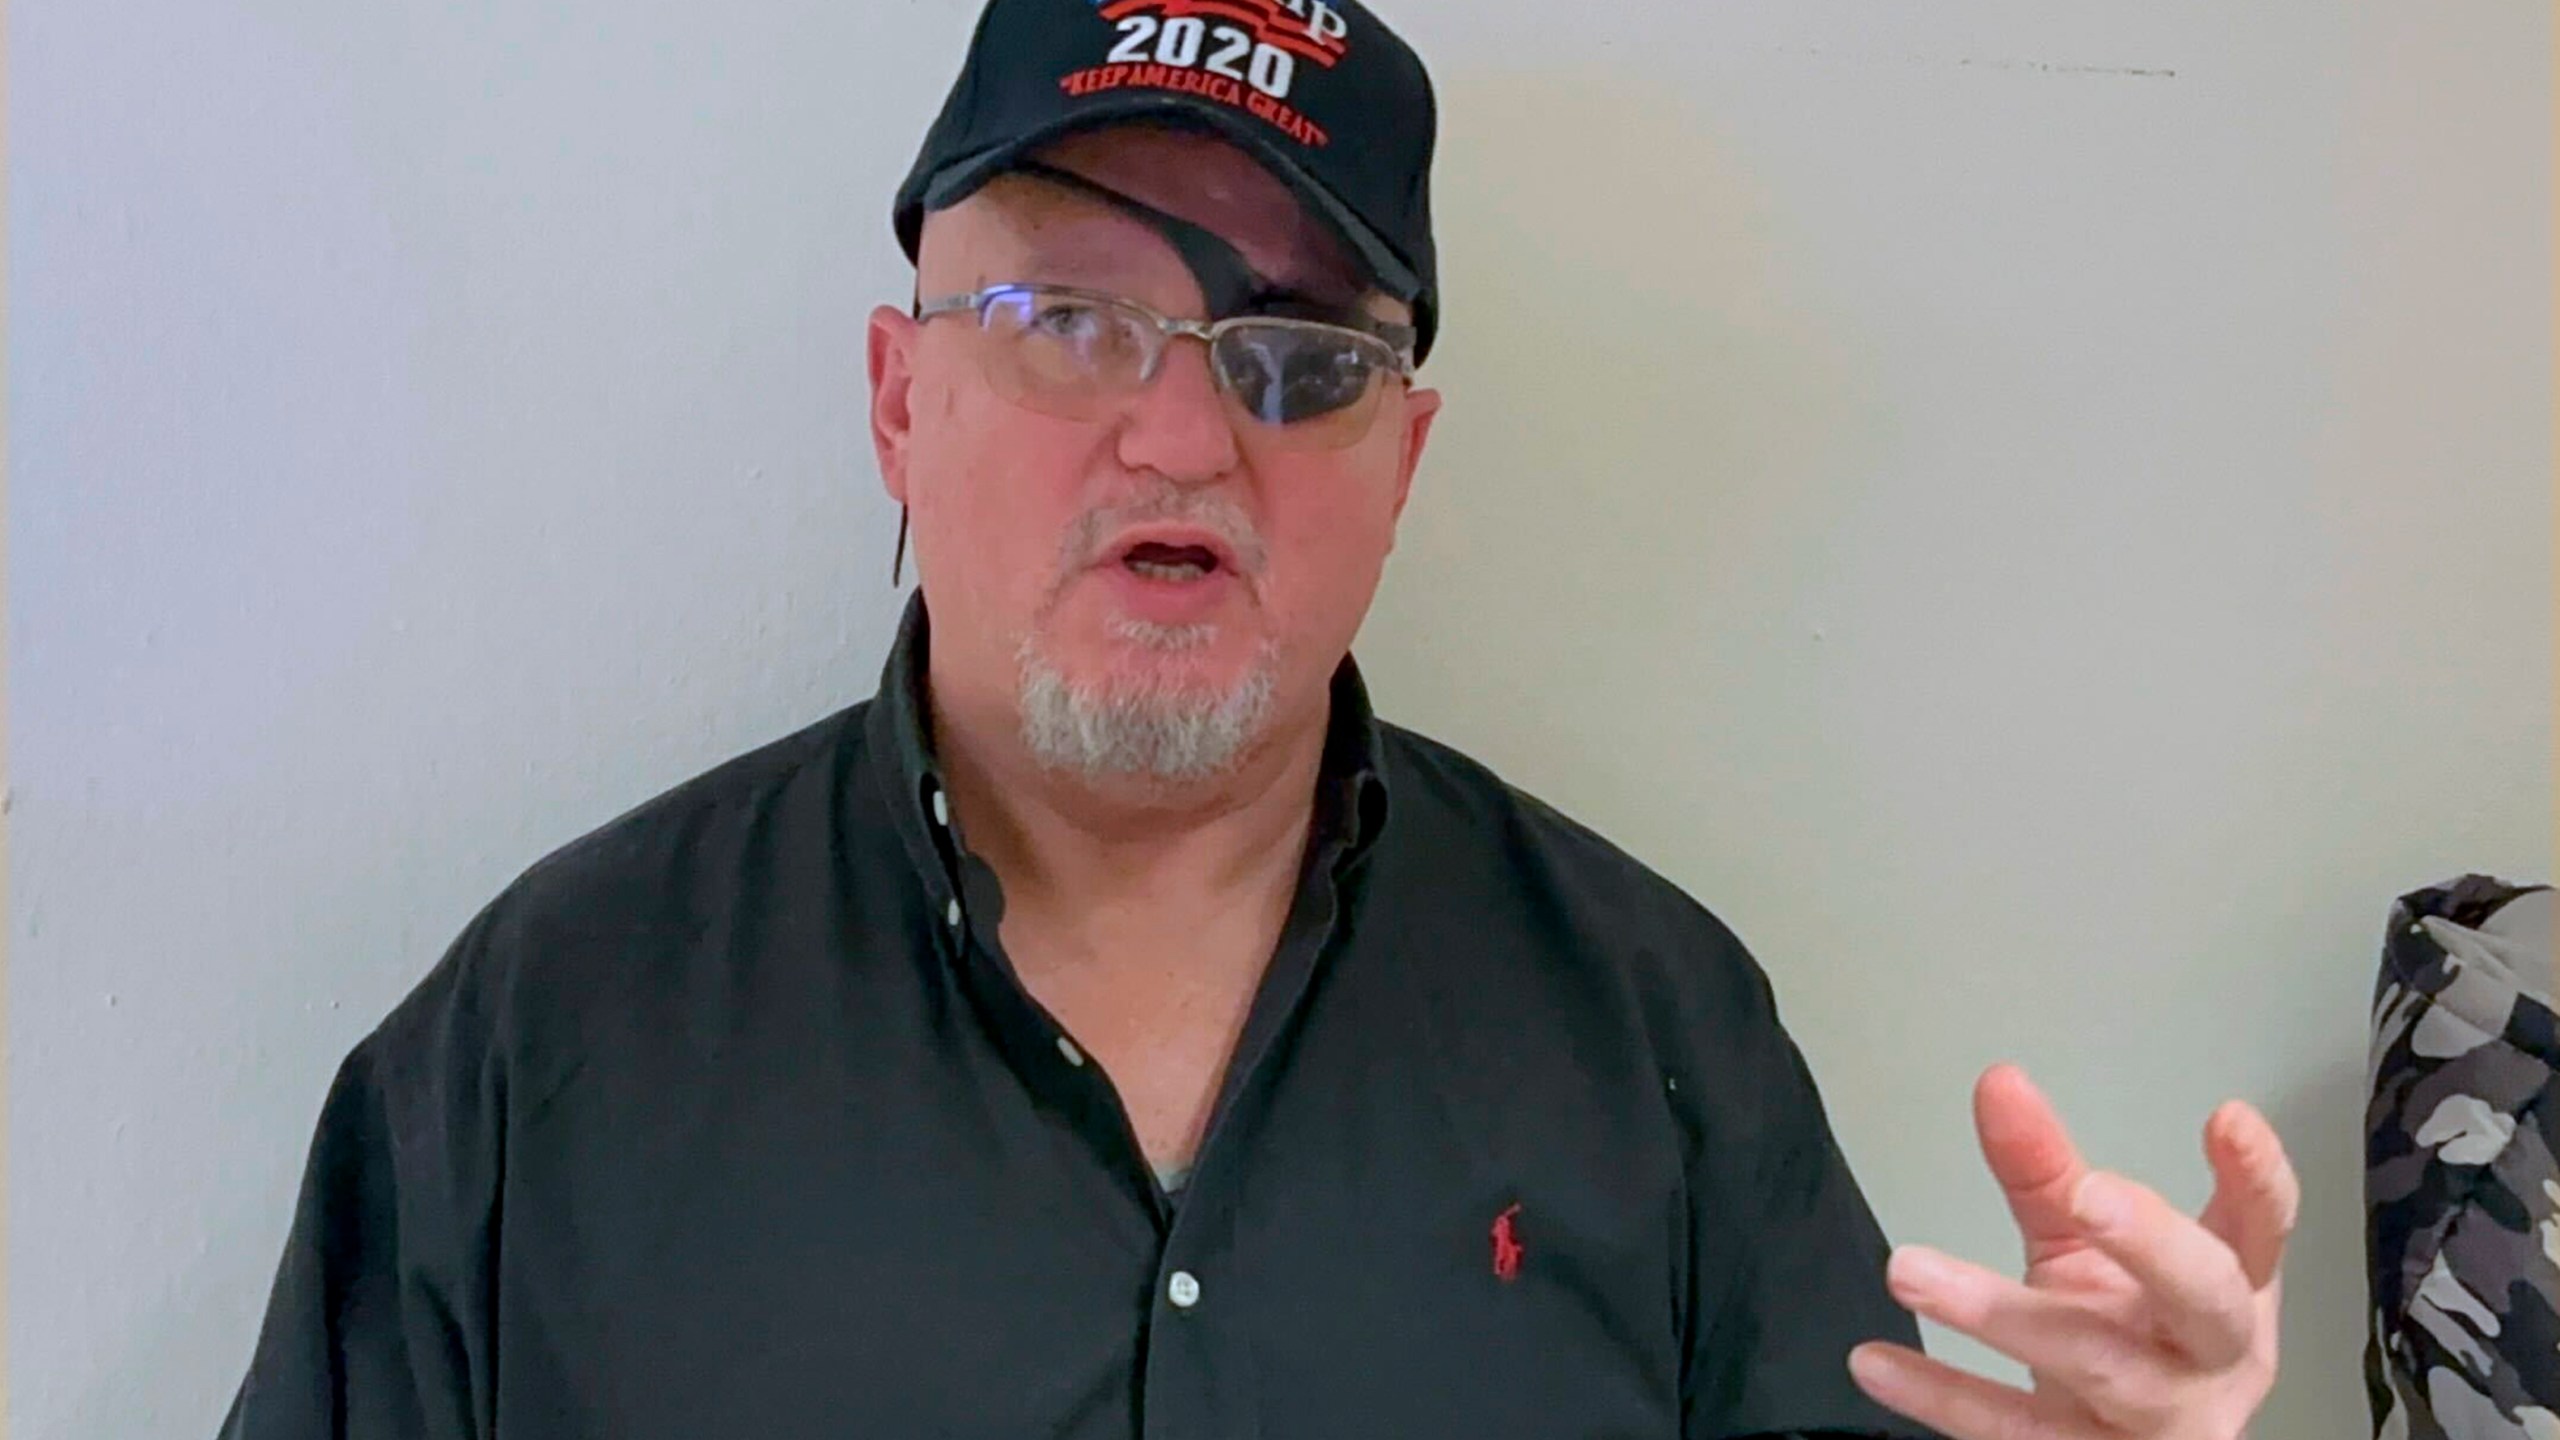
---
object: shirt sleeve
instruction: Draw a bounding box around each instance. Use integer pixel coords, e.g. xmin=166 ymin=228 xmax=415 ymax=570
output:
xmin=1676 ymin=949 xmax=1943 ymax=1440
xmin=219 ymin=921 xmax=506 ymax=1440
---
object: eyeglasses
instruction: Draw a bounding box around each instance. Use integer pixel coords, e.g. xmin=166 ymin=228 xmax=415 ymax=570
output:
xmin=913 ymin=283 xmax=1416 ymax=452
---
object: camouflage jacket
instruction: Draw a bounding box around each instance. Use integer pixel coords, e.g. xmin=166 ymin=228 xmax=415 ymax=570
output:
xmin=2366 ymin=875 xmax=2557 ymax=1439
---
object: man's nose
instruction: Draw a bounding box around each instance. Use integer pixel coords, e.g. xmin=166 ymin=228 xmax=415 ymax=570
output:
xmin=1114 ymin=337 xmax=1241 ymax=485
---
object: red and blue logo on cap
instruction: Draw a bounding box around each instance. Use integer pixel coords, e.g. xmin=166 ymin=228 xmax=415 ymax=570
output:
xmin=1059 ymin=0 xmax=1350 ymax=147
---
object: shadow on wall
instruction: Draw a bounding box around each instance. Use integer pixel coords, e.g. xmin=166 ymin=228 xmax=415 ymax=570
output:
xmin=57 ymin=1172 xmax=286 ymax=1439
xmin=2257 ymin=1043 xmax=2376 ymax=1440
xmin=1389 ymin=66 xmax=2385 ymax=1440
xmin=1363 ymin=65 xmax=1896 ymax=859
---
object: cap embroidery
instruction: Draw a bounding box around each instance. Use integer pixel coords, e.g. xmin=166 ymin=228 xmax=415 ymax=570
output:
xmin=1061 ymin=0 xmax=1347 ymax=147
xmin=1103 ymin=0 xmax=1347 ymax=64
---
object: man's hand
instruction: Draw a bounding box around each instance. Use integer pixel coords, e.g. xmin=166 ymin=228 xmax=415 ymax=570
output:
xmin=1845 ymin=1064 xmax=2298 ymax=1440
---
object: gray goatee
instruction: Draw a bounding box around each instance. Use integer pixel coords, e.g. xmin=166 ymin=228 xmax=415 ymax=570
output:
xmin=1017 ymin=619 xmax=1278 ymax=784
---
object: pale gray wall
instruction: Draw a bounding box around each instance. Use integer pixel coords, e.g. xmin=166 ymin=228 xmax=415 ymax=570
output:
xmin=13 ymin=2 xmax=2550 ymax=1437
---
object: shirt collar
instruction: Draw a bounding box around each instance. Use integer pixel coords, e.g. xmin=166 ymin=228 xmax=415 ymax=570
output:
xmin=863 ymin=592 xmax=1391 ymax=885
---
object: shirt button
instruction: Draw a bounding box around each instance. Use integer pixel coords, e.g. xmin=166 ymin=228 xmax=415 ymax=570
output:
xmin=929 ymin=787 xmax=950 ymax=828
xmin=1167 ymin=1271 xmax=1201 ymax=1309
xmin=945 ymin=898 xmax=963 ymax=929
xmin=1057 ymin=1036 xmax=1087 ymax=1067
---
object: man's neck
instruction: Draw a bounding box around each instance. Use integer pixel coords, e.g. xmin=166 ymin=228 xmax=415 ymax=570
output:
xmin=927 ymin=676 xmax=1331 ymax=930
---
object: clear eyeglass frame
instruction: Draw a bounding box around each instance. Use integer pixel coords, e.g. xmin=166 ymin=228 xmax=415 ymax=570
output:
xmin=912 ymin=282 xmax=1416 ymax=452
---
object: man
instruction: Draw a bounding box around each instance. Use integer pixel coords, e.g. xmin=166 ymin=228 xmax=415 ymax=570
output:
xmin=224 ymin=1 xmax=2299 ymax=1436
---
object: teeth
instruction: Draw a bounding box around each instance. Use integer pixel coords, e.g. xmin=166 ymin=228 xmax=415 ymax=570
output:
xmin=1129 ymin=559 xmax=1209 ymax=581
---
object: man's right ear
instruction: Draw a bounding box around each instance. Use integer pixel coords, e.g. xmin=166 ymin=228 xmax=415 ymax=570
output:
xmin=868 ymin=304 xmax=921 ymax=506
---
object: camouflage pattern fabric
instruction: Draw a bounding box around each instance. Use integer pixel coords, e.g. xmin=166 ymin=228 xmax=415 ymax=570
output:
xmin=2367 ymin=875 xmax=2558 ymax=1440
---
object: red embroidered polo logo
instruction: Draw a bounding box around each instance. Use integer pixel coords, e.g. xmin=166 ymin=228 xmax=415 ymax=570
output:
xmin=1490 ymin=1203 xmax=1525 ymax=1282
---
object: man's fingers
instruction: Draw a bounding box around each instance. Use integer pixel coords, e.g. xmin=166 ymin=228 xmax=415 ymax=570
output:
xmin=2195 ymin=1100 xmax=2301 ymax=1291
xmin=1973 ymin=1063 xmax=2093 ymax=1269
xmin=1849 ymin=1340 xmax=2100 ymax=1440
xmin=1884 ymin=1245 xmax=2186 ymax=1432
xmin=2071 ymin=1169 xmax=2258 ymax=1369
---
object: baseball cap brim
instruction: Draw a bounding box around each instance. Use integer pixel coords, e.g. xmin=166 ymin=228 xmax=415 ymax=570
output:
xmin=896 ymin=95 xmax=1426 ymax=323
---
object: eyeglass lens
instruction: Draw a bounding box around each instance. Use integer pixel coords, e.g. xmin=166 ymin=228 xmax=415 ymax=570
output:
xmin=974 ymin=289 xmax=1390 ymax=450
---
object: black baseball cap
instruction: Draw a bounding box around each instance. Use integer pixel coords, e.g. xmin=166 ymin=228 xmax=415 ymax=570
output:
xmin=894 ymin=0 xmax=1441 ymax=362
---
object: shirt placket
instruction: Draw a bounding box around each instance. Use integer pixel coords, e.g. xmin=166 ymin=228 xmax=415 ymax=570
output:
xmin=1132 ymin=834 xmax=1354 ymax=1440
xmin=918 ymin=767 xmax=1361 ymax=1440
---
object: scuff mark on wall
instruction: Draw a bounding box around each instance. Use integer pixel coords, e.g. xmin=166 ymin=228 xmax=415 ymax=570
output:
xmin=1954 ymin=55 xmax=2177 ymax=79
xmin=1765 ymin=44 xmax=2178 ymax=80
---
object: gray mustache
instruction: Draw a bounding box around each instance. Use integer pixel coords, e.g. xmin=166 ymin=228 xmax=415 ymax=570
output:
xmin=1061 ymin=492 xmax=1269 ymax=578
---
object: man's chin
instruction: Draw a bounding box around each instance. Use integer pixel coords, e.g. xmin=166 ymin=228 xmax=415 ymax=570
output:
xmin=1015 ymin=635 xmax=1281 ymax=785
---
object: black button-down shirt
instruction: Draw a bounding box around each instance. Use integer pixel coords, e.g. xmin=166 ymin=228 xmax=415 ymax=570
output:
xmin=223 ymin=596 xmax=1932 ymax=1440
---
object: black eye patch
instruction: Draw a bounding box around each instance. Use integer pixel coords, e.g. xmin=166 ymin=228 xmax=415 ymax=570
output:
xmin=1007 ymin=162 xmax=1399 ymax=337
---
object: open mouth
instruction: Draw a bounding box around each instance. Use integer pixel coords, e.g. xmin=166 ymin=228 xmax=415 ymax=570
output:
xmin=1120 ymin=541 xmax=1225 ymax=582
